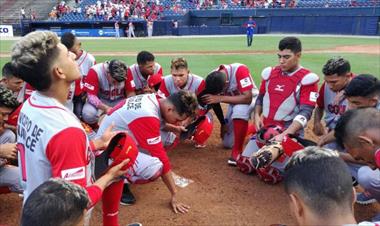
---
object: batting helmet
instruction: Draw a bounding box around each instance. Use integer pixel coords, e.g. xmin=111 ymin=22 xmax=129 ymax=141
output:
xmin=193 ymin=115 xmax=213 ymax=145
xmin=94 ymin=132 xmax=138 ymax=179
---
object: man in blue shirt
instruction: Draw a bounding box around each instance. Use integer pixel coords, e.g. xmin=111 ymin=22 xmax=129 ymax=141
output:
xmin=244 ymin=16 xmax=256 ymax=47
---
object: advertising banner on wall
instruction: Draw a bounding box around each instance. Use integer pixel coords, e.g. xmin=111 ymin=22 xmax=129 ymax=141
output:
xmin=0 ymin=25 xmax=14 ymax=37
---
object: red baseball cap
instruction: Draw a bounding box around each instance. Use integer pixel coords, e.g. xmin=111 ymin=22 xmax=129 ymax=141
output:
xmin=147 ymin=73 xmax=163 ymax=88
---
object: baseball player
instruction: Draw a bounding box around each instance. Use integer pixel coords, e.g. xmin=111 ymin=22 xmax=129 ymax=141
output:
xmin=344 ymin=74 xmax=380 ymax=110
xmin=96 ymin=90 xmax=198 ymax=213
xmin=1 ymin=62 xmax=24 ymax=103
xmin=243 ymin=16 xmax=256 ymax=47
xmin=125 ymin=51 xmax=163 ymax=97
xmin=12 ymin=31 xmax=133 ymax=226
xmin=0 ymin=86 xmax=22 ymax=194
xmin=158 ymin=57 xmax=212 ymax=148
xmin=284 ymin=147 xmax=359 ymax=225
xmin=240 ymin=37 xmax=319 ymax=182
xmin=82 ymin=59 xmax=127 ymax=127
xmin=313 ymin=57 xmax=353 ymax=148
xmin=335 ymin=108 xmax=380 ymax=221
xmin=61 ymin=32 xmax=96 ymax=118
xmin=202 ymin=63 xmax=258 ymax=165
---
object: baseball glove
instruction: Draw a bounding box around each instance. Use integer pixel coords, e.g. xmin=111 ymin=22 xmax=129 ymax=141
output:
xmin=250 ymin=135 xmax=316 ymax=169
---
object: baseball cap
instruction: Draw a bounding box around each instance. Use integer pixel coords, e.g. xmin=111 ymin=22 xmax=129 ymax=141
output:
xmin=147 ymin=73 xmax=163 ymax=88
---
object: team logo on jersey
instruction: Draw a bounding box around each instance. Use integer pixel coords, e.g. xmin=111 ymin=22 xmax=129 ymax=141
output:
xmin=309 ymin=92 xmax=318 ymax=102
xmin=130 ymin=80 xmax=136 ymax=88
xmin=274 ymin=84 xmax=285 ymax=92
xmin=84 ymin=82 xmax=95 ymax=91
xmin=61 ymin=166 xmax=85 ymax=181
xmin=240 ymin=78 xmax=252 ymax=88
xmin=147 ymin=136 xmax=161 ymax=145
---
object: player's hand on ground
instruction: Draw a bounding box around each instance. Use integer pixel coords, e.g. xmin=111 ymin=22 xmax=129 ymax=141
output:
xmin=0 ymin=143 xmax=17 ymax=160
xmin=313 ymin=122 xmax=326 ymax=136
xmin=201 ymin=94 xmax=221 ymax=104
xmin=170 ymin=195 xmax=190 ymax=214
xmin=254 ymin=114 xmax=264 ymax=130
xmin=220 ymin=124 xmax=228 ymax=139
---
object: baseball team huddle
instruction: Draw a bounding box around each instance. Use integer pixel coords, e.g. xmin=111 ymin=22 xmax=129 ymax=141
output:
xmin=0 ymin=30 xmax=379 ymax=226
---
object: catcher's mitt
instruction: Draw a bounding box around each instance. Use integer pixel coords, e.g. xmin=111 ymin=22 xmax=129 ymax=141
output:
xmin=179 ymin=115 xmax=206 ymax=141
xmin=250 ymin=135 xmax=316 ymax=169
xmin=94 ymin=132 xmax=138 ymax=179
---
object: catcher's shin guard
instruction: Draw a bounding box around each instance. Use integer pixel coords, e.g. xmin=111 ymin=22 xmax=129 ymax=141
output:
xmin=256 ymin=166 xmax=283 ymax=184
xmin=237 ymin=155 xmax=256 ymax=174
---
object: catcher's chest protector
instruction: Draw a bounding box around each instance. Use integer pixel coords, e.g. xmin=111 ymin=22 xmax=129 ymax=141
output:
xmin=263 ymin=67 xmax=310 ymax=120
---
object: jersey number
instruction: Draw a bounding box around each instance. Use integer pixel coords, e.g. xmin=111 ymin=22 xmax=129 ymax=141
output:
xmin=17 ymin=143 xmax=27 ymax=181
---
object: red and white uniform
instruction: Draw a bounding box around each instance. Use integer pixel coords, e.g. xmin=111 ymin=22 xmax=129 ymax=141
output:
xmin=158 ymin=73 xmax=205 ymax=97
xmin=126 ymin=63 xmax=163 ymax=93
xmin=84 ymin=63 xmax=126 ymax=101
xmin=316 ymin=82 xmax=348 ymax=130
xmin=216 ymin=64 xmax=259 ymax=149
xmin=260 ymin=66 xmax=319 ymax=127
xmin=74 ymin=50 xmax=96 ymax=96
xmin=96 ymin=94 xmax=166 ymax=183
xmin=17 ymin=91 xmax=101 ymax=205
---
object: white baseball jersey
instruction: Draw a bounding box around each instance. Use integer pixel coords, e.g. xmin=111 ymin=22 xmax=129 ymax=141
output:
xmin=159 ymin=73 xmax=205 ymax=97
xmin=77 ymin=50 xmax=96 ymax=78
xmin=126 ymin=63 xmax=162 ymax=92
xmin=97 ymin=93 xmax=172 ymax=174
xmin=17 ymin=91 xmax=93 ymax=201
xmin=84 ymin=62 xmax=126 ymax=101
xmin=217 ymin=63 xmax=257 ymax=96
xmin=317 ymin=81 xmax=348 ymax=129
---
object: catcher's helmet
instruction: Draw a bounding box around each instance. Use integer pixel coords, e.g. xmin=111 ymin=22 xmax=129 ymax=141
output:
xmin=256 ymin=124 xmax=284 ymax=147
xmin=109 ymin=59 xmax=127 ymax=82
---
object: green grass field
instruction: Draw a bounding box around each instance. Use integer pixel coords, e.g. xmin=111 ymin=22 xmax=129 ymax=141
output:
xmin=1 ymin=35 xmax=379 ymax=83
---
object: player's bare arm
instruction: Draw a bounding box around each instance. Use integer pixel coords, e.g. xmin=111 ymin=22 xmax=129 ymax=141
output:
xmin=161 ymin=171 xmax=190 ymax=214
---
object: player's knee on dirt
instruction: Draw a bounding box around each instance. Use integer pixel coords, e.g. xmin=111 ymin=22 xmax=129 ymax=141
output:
xmin=82 ymin=102 xmax=99 ymax=124
xmin=132 ymin=158 xmax=163 ymax=184
xmin=357 ymin=166 xmax=380 ymax=202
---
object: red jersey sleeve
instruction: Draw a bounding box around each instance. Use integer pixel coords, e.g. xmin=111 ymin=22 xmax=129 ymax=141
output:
xmin=158 ymin=79 xmax=170 ymax=97
xmin=128 ymin=117 xmax=171 ymax=174
xmin=46 ymin=127 xmax=102 ymax=206
xmin=196 ymin=80 xmax=206 ymax=96
xmin=156 ymin=66 xmax=163 ymax=77
xmin=300 ymin=82 xmax=319 ymax=107
xmin=316 ymin=82 xmax=326 ymax=108
xmin=24 ymin=83 xmax=35 ymax=100
xmin=83 ymin=69 xmax=99 ymax=95
xmin=235 ymin=66 xmax=254 ymax=93
xmin=125 ymin=68 xmax=136 ymax=92
xmin=258 ymin=79 xmax=267 ymax=96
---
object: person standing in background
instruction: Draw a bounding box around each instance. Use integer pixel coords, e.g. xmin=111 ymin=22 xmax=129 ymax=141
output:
xmin=243 ymin=16 xmax=256 ymax=47
xmin=114 ymin=21 xmax=120 ymax=38
xmin=147 ymin=20 xmax=153 ymax=37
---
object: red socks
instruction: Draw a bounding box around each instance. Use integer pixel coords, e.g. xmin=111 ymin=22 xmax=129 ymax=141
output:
xmin=231 ymin=119 xmax=248 ymax=160
xmin=102 ymin=180 xmax=124 ymax=226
